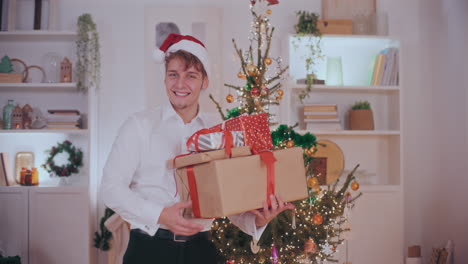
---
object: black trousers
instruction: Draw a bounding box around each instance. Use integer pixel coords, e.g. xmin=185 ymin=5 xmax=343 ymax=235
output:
xmin=123 ymin=229 xmax=219 ymax=264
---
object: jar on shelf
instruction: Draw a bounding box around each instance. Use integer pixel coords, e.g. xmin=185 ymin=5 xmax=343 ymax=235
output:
xmin=31 ymin=167 xmax=39 ymax=186
xmin=2 ymin=99 xmax=15 ymax=129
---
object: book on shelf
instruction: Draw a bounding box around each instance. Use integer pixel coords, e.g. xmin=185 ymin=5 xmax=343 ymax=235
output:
xmin=303 ymin=111 xmax=338 ymax=116
xmin=304 ymin=114 xmax=339 ymax=119
xmin=306 ymin=122 xmax=342 ymax=131
xmin=303 ymin=104 xmax=337 ymax=112
xmin=47 ymin=121 xmax=80 ymax=126
xmin=0 ymin=152 xmax=14 ymax=186
xmin=305 ymin=118 xmax=340 ymax=123
xmin=46 ymin=126 xmax=81 ymax=130
xmin=371 ymin=47 xmax=399 ymax=86
xmin=47 ymin=109 xmax=80 ymax=115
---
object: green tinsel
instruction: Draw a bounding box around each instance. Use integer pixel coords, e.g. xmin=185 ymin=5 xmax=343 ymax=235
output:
xmin=225 ymin=107 xmax=241 ymax=120
xmin=271 ymin=124 xmax=317 ymax=149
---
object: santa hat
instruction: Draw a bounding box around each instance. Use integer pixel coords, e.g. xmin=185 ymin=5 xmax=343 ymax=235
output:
xmin=153 ymin=33 xmax=210 ymax=79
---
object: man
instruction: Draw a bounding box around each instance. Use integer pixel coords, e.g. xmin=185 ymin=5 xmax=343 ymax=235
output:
xmin=100 ymin=34 xmax=294 ymax=264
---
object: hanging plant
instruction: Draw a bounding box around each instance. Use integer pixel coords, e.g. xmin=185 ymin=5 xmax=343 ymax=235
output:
xmin=76 ymin=13 xmax=101 ymax=92
xmin=292 ymin=11 xmax=323 ymax=103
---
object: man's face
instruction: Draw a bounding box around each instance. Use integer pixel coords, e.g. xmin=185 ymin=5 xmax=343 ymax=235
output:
xmin=165 ymin=58 xmax=208 ymax=112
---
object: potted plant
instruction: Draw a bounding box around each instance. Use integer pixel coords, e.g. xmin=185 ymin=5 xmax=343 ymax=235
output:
xmin=348 ymin=100 xmax=374 ymax=130
xmin=292 ymin=11 xmax=323 ymax=102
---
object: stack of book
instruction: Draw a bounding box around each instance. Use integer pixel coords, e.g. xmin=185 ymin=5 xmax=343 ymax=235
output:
xmin=46 ymin=109 xmax=81 ymax=130
xmin=370 ymin=47 xmax=399 ymax=86
xmin=304 ymin=104 xmax=341 ymax=131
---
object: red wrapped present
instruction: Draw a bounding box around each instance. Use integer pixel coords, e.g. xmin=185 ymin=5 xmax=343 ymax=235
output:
xmin=211 ymin=113 xmax=272 ymax=153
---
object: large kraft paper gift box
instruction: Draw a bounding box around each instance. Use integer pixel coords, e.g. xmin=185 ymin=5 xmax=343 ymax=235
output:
xmin=175 ymin=146 xmax=308 ymax=218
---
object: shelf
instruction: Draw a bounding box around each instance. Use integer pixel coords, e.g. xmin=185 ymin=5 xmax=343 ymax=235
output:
xmin=0 ymin=30 xmax=77 ymax=41
xmin=291 ymin=84 xmax=400 ymax=93
xmin=0 ymin=129 xmax=88 ymax=135
xmin=0 ymin=83 xmax=78 ymax=90
xmin=329 ymin=184 xmax=401 ymax=193
xmin=297 ymin=130 xmax=400 ymax=136
xmin=0 ymin=185 xmax=87 ymax=192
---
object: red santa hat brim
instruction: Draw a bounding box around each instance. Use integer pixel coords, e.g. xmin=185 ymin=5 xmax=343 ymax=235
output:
xmin=153 ymin=35 xmax=210 ymax=80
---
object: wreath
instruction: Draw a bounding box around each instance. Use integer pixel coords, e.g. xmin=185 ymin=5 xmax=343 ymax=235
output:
xmin=42 ymin=140 xmax=83 ymax=177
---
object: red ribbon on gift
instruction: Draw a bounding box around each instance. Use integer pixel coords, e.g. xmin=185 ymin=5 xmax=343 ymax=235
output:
xmin=186 ymin=127 xmax=234 ymax=157
xmin=186 ymin=166 xmax=203 ymax=218
xmin=259 ymin=150 xmax=277 ymax=208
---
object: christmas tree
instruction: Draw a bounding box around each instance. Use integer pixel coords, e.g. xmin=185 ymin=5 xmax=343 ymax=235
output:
xmin=209 ymin=0 xmax=288 ymax=121
xmin=210 ymin=1 xmax=362 ymax=263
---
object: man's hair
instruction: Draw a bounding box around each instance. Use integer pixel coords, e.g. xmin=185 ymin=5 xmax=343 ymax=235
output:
xmin=165 ymin=50 xmax=207 ymax=79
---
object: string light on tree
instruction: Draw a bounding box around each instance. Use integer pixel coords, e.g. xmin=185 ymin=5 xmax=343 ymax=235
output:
xmin=208 ymin=1 xmax=362 ymax=263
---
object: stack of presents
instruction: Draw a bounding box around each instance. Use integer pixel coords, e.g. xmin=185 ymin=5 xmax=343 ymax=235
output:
xmin=173 ymin=113 xmax=309 ymax=218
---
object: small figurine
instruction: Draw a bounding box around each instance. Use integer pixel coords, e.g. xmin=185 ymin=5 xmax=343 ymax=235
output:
xmin=12 ymin=105 xmax=23 ymax=129
xmin=60 ymin=57 xmax=72 ymax=83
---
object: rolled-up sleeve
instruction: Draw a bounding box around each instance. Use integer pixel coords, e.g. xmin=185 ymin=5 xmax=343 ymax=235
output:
xmin=228 ymin=212 xmax=267 ymax=241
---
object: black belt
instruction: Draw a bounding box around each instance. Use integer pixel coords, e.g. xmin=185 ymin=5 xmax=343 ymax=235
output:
xmin=133 ymin=228 xmax=210 ymax=242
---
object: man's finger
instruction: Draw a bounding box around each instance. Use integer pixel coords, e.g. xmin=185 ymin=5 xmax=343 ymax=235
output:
xmin=250 ymin=209 xmax=263 ymax=219
xmin=176 ymin=200 xmax=193 ymax=209
xmin=276 ymin=195 xmax=285 ymax=208
xmin=270 ymin=194 xmax=278 ymax=210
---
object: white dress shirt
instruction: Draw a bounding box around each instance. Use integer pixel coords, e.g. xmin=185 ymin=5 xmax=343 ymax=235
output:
xmin=100 ymin=101 xmax=266 ymax=240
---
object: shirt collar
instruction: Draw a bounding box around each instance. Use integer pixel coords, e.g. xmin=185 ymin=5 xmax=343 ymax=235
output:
xmin=162 ymin=101 xmax=208 ymax=127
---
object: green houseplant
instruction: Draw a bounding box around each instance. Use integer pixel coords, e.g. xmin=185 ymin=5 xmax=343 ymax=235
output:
xmin=349 ymin=100 xmax=374 ymax=130
xmin=292 ymin=11 xmax=323 ymax=102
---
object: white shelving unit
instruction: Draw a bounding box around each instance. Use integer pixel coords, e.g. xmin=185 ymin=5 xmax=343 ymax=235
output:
xmin=0 ymin=30 xmax=93 ymax=264
xmin=282 ymin=34 xmax=404 ymax=263
xmin=283 ymin=34 xmax=402 ymax=187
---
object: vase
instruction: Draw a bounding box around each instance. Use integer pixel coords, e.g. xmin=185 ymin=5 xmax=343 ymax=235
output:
xmin=42 ymin=52 xmax=61 ymax=83
xmin=58 ymin=177 xmax=72 ymax=186
xmin=326 ymin=56 xmax=343 ymax=86
xmin=2 ymin=99 xmax=15 ymax=129
xmin=348 ymin=109 xmax=374 ymax=130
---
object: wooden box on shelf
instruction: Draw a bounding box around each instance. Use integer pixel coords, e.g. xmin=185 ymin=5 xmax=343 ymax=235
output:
xmin=317 ymin=19 xmax=353 ymax=35
xmin=0 ymin=73 xmax=23 ymax=83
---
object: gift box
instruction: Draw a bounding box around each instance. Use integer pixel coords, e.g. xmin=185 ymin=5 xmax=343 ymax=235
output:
xmin=172 ymin=146 xmax=252 ymax=169
xmin=175 ymin=147 xmax=308 ymax=218
xmin=185 ymin=131 xmax=244 ymax=152
xmin=210 ymin=113 xmax=273 ymax=153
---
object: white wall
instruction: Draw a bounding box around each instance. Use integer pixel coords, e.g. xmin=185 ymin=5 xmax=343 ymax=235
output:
xmin=49 ymin=0 xmax=468 ymax=262
xmin=404 ymin=0 xmax=468 ymax=263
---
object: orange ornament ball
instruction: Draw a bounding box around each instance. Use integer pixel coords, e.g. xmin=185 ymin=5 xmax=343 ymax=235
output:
xmin=304 ymin=238 xmax=317 ymax=253
xmin=313 ymin=214 xmax=323 ymax=225
xmin=277 ymin=89 xmax=284 ymax=96
xmin=351 ymin=181 xmax=360 ymax=191
xmin=266 ymin=9 xmax=272 ymax=15
xmin=237 ymin=72 xmax=246 ymax=79
xmin=246 ymin=64 xmax=259 ymax=76
xmin=286 ymin=140 xmax=295 ymax=148
xmin=264 ymin=57 xmax=272 ymax=65
xmin=307 ymin=177 xmax=319 ymax=188
xmin=226 ymin=94 xmax=234 ymax=103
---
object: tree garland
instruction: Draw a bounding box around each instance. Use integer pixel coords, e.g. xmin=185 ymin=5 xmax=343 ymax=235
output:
xmin=42 ymin=140 xmax=83 ymax=177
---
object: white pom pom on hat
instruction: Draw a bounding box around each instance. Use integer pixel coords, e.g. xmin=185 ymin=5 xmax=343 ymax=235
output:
xmin=153 ymin=33 xmax=210 ymax=79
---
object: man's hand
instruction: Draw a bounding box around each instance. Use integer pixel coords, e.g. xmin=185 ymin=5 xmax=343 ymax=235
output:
xmin=158 ymin=201 xmax=203 ymax=236
xmin=250 ymin=194 xmax=295 ymax=227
